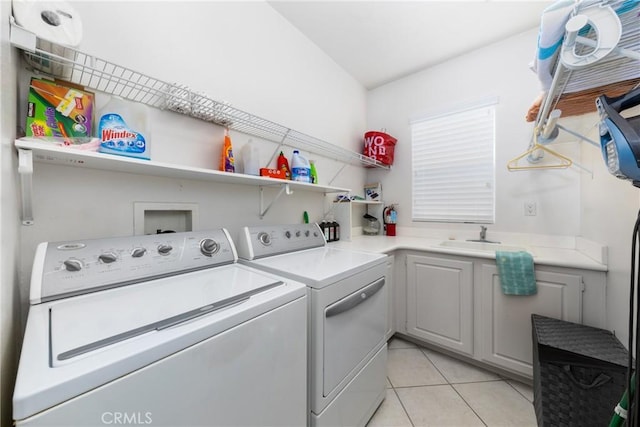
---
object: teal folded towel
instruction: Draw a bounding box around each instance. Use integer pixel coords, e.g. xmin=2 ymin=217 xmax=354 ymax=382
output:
xmin=495 ymin=251 xmax=537 ymax=295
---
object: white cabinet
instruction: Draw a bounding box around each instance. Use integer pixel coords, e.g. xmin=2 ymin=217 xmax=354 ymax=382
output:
xmin=333 ymin=201 xmax=383 ymax=241
xmin=399 ymin=250 xmax=604 ymax=380
xmin=478 ymin=263 xmax=583 ymax=377
xmin=406 ymin=254 xmax=474 ymax=356
xmin=385 ymin=255 xmax=395 ymax=340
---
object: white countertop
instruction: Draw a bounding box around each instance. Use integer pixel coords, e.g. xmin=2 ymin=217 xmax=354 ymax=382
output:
xmin=331 ymin=235 xmax=608 ymax=272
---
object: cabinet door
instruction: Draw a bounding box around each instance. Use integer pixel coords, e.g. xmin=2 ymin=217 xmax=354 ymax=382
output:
xmin=406 ymin=255 xmax=473 ymax=356
xmin=480 ymin=264 xmax=582 ymax=378
xmin=386 ymin=255 xmax=395 ymax=340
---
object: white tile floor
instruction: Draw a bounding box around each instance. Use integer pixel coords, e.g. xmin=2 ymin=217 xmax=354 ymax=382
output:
xmin=367 ymin=337 xmax=537 ymax=427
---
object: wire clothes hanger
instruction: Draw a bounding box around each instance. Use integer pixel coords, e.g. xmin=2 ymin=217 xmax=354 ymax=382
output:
xmin=507 ymin=127 xmax=574 ymax=171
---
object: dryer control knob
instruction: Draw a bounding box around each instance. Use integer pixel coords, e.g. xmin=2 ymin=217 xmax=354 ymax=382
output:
xmin=98 ymin=252 xmax=117 ymax=264
xmin=285 ymin=231 xmax=291 ymax=239
xmin=258 ymin=232 xmax=271 ymax=246
xmin=63 ymin=259 xmax=83 ymax=272
xmin=157 ymin=244 xmax=173 ymax=256
xmin=305 ymin=230 xmax=310 ymax=237
xmin=295 ymin=230 xmax=301 ymax=237
xmin=200 ymin=238 xmax=220 ymax=256
xmin=131 ymin=247 xmax=147 ymax=258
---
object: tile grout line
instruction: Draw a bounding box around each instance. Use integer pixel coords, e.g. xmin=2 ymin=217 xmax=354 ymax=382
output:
xmin=504 ymin=379 xmax=534 ymax=403
xmin=418 ymin=345 xmax=491 ymax=427
xmin=389 ymin=379 xmax=417 ymax=427
xmin=388 ymin=340 xmax=535 ymax=426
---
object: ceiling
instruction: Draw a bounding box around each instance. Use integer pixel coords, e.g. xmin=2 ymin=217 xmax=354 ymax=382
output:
xmin=268 ymin=1 xmax=552 ymax=89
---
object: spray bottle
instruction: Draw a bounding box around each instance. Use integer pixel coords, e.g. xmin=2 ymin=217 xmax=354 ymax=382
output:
xmin=309 ymin=160 xmax=318 ymax=184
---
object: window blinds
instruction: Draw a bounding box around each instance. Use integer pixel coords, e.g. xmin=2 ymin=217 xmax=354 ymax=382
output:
xmin=411 ymin=102 xmax=496 ymax=223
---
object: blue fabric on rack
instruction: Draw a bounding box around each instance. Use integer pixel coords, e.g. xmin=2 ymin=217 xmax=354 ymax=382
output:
xmin=495 ymin=251 xmax=537 ymax=296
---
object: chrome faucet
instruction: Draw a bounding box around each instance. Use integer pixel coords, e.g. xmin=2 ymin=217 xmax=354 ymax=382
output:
xmin=467 ymin=226 xmax=500 ymax=244
xmin=479 ymin=226 xmax=487 ymax=241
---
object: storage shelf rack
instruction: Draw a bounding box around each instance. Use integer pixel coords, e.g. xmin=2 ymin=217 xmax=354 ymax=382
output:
xmin=10 ymin=22 xmax=389 ymax=170
xmin=332 ymin=199 xmax=384 ymax=241
xmin=15 ymin=139 xmax=350 ymax=225
xmin=9 ymin=21 xmax=386 ymax=224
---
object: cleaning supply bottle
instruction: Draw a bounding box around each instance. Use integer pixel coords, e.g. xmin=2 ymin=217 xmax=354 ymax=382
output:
xmin=320 ymin=220 xmax=329 ymax=241
xmin=309 ymin=160 xmax=318 ymax=184
xmin=328 ymin=218 xmax=336 ymax=242
xmin=277 ymin=151 xmax=291 ymax=179
xmin=291 ymin=150 xmax=311 ymax=183
xmin=241 ymin=139 xmax=259 ymax=175
xmin=220 ymin=128 xmax=235 ymax=173
xmin=97 ymin=96 xmax=150 ymax=160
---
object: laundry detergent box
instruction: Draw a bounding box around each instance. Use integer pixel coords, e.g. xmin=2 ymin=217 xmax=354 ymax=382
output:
xmin=26 ymin=78 xmax=95 ymax=145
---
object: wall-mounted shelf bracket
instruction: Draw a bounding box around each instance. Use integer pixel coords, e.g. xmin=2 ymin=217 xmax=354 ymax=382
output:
xmin=266 ymin=129 xmax=291 ymax=168
xmin=328 ymin=163 xmax=349 ymax=186
xmin=259 ymin=184 xmax=293 ymax=219
xmin=9 ymin=17 xmax=36 ymax=52
xmin=18 ymin=148 xmax=34 ymax=225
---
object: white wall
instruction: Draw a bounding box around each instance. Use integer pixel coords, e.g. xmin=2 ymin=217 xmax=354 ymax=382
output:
xmin=13 ymin=0 xmax=366 ymax=363
xmin=366 ymin=26 xmax=637 ymax=348
xmin=366 ymin=28 xmax=581 ymax=238
xmin=0 ymin=1 xmax=21 ymax=426
xmin=579 ymin=110 xmax=639 ymax=347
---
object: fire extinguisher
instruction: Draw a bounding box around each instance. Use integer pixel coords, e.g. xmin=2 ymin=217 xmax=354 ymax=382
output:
xmin=383 ymin=205 xmax=397 ymax=236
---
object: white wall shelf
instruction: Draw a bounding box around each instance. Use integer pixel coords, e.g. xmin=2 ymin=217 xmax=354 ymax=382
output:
xmin=333 ymin=199 xmax=384 ymax=241
xmin=15 ymin=139 xmax=350 ymax=225
xmin=10 ymin=21 xmax=390 ymax=171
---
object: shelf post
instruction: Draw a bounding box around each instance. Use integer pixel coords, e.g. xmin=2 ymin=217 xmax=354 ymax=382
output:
xmin=18 ymin=149 xmax=34 ymax=225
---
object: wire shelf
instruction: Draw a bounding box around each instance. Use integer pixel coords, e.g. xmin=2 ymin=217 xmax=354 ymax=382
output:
xmin=10 ymin=22 xmax=389 ymax=170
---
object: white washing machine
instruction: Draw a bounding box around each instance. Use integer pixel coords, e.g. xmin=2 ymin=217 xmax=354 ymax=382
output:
xmin=13 ymin=229 xmax=307 ymax=427
xmin=237 ymin=223 xmax=388 ymax=427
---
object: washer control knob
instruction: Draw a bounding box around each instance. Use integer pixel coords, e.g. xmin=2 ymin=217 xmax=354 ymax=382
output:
xmin=258 ymin=232 xmax=271 ymax=246
xmin=285 ymin=231 xmax=291 ymax=239
xmin=200 ymin=238 xmax=220 ymax=256
xmin=63 ymin=259 xmax=83 ymax=272
xmin=295 ymin=230 xmax=301 ymax=237
xmin=98 ymin=252 xmax=117 ymax=264
xmin=157 ymin=244 xmax=173 ymax=256
xmin=131 ymin=247 xmax=147 ymax=258
xmin=305 ymin=230 xmax=310 ymax=237
xmin=313 ymin=231 xmax=319 ymax=237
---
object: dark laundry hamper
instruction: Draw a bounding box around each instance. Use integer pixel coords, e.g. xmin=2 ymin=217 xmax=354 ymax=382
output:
xmin=532 ymin=314 xmax=629 ymax=427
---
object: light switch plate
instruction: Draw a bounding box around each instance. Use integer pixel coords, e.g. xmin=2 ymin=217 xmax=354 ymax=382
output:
xmin=524 ymin=202 xmax=537 ymax=216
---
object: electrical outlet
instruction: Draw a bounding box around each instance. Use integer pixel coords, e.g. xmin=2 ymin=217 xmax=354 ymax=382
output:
xmin=524 ymin=202 xmax=537 ymax=216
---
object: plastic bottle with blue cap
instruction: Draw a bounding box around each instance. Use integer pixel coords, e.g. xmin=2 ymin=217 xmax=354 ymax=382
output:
xmin=291 ymin=150 xmax=311 ymax=183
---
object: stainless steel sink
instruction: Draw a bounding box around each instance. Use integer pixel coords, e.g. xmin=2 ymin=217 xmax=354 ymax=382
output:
xmin=438 ymin=240 xmax=532 ymax=254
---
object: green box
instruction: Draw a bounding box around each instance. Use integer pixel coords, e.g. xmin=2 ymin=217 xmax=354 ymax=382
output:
xmin=26 ymin=78 xmax=94 ymax=142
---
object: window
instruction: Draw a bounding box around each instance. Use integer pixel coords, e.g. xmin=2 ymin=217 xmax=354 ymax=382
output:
xmin=411 ymin=99 xmax=496 ymax=223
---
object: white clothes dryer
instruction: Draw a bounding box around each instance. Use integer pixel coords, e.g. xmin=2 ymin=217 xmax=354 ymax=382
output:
xmin=237 ymin=223 xmax=388 ymax=427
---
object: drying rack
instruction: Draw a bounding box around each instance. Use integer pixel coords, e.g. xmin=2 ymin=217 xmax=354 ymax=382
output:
xmin=508 ymin=0 xmax=640 ymax=172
